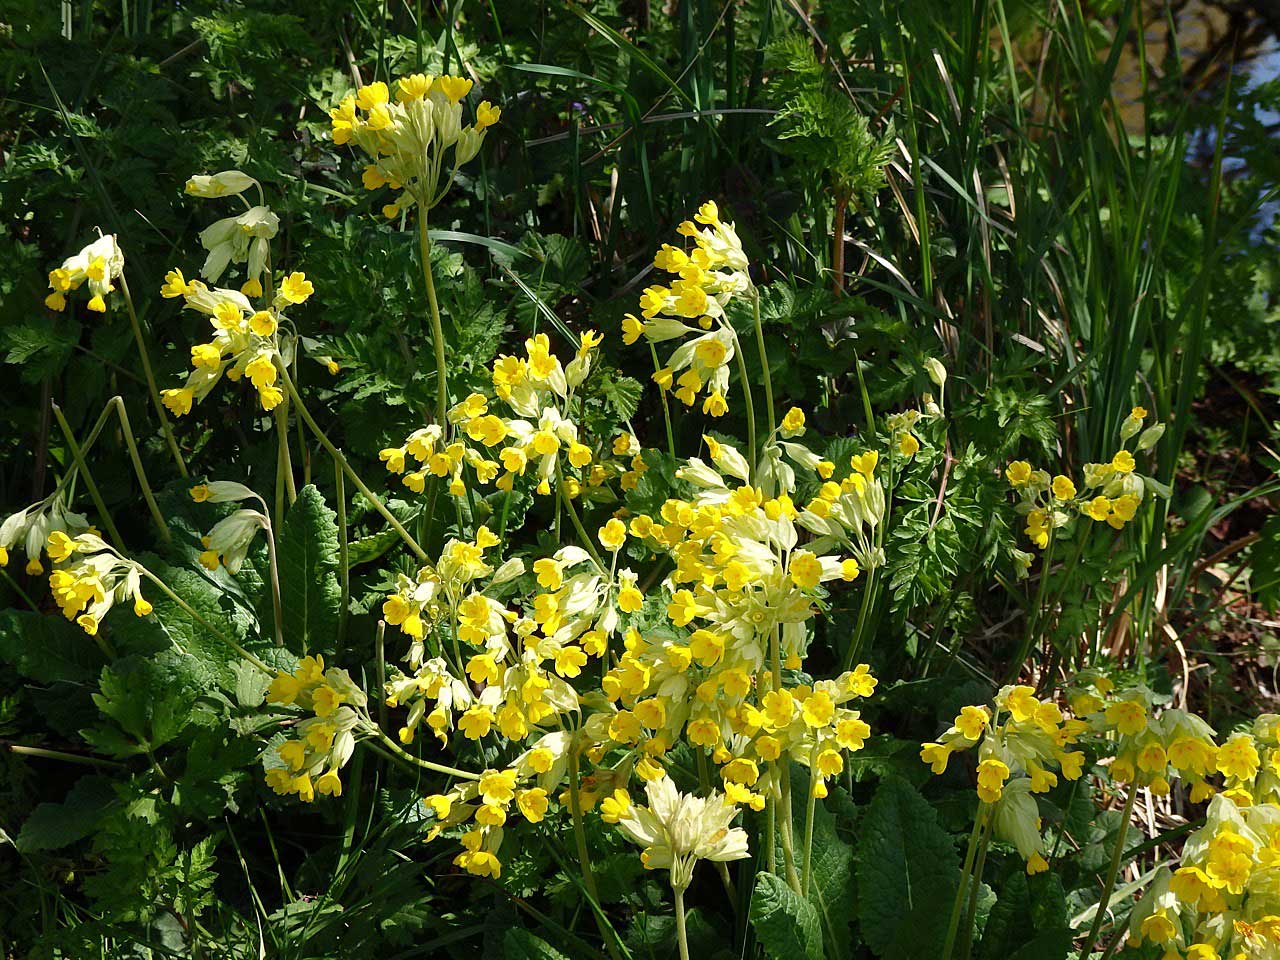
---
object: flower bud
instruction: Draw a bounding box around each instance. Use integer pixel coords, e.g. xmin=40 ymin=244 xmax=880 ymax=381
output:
xmin=924 ymin=357 xmax=947 ymax=388
xmin=185 ymin=170 xmax=257 ymax=198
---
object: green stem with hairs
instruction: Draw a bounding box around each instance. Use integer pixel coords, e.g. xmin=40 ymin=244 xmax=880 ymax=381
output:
xmin=648 ymin=342 xmax=676 ymax=458
xmin=277 ymin=362 xmax=427 ymax=562
xmin=556 ymin=466 xmax=607 ymax=571
xmin=731 ymin=328 xmax=758 ymax=483
xmin=750 ymin=291 xmax=776 ymax=436
xmin=417 ymin=213 xmax=449 ymax=431
xmin=139 ymin=567 xmax=273 ymax=674
xmin=51 ymin=402 xmax=124 ymax=548
xmin=568 ymin=746 xmax=625 ymax=960
xmin=335 ymin=459 xmax=349 ymax=648
xmin=108 ymin=397 xmax=170 ymax=542
xmin=1079 ymin=784 xmax=1139 ymax=959
xmin=942 ymin=803 xmax=988 ymax=960
xmin=801 ymin=746 xmax=819 ymax=896
xmin=363 ymin=720 xmax=480 ymax=781
xmin=119 ymin=275 xmax=188 ymax=477
xmin=673 ymin=885 xmax=691 ymax=960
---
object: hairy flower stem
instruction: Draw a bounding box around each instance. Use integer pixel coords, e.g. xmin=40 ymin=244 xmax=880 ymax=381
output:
xmin=801 ymin=747 xmax=819 ymax=895
xmin=263 ymin=521 xmax=285 ymax=648
xmin=648 ymin=342 xmax=677 ymax=459
xmin=119 ymin=276 xmax=188 ymax=478
xmin=959 ymin=814 xmax=994 ymax=960
xmin=942 ymin=803 xmax=989 ymax=960
xmin=139 ymin=569 xmax=272 ymax=674
xmin=556 ymin=467 xmax=607 ymax=571
xmin=335 ymin=460 xmax=350 ymax=648
xmin=568 ymin=747 xmax=625 ymax=960
xmin=730 ymin=329 xmax=758 ymax=483
xmin=1009 ymin=523 xmax=1057 ymax=683
xmin=1079 ymin=784 xmax=1138 ymax=959
xmin=673 ymin=885 xmax=691 ymax=960
xmin=750 ymin=292 xmax=776 ymax=437
xmin=278 ymin=363 xmax=428 ymax=562
xmin=51 ymin=402 xmax=125 ymax=548
xmin=108 ymin=397 xmax=170 ymax=542
xmin=769 ymin=625 xmax=802 ymax=893
xmin=362 ymin=720 xmax=479 ymax=781
xmin=273 ymin=401 xmax=297 ymax=512
xmin=417 ymin=214 xmax=449 ymax=432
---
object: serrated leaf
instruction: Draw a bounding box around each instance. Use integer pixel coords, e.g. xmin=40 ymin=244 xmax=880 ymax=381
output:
xmin=750 ymin=871 xmax=823 ymax=960
xmin=16 ymin=775 xmax=116 ymax=852
xmin=856 ymin=777 xmax=961 ymax=960
xmin=600 ymin=371 xmax=643 ymax=422
xmin=277 ymin=485 xmax=341 ymax=654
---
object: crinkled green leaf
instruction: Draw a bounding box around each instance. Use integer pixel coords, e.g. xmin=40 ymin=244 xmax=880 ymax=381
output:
xmin=856 ymin=777 xmax=961 ymax=959
xmin=277 ymin=484 xmax=341 ymax=654
xmin=750 ymin=871 xmax=823 ymax=960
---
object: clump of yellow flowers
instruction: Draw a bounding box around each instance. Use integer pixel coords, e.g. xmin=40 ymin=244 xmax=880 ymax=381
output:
xmin=18 ymin=70 xmax=1258 ymax=960
xmin=44 ymin=233 xmax=125 ymax=313
xmin=1006 ymin=406 xmax=1167 ymax=556
xmin=625 ymin=200 xmax=752 ymax=417
xmin=331 ymin=74 xmax=499 ymax=220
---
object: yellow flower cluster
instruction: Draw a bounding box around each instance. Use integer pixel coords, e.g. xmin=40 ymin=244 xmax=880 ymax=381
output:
xmin=1006 ymin=407 xmax=1166 ymax=551
xmin=625 ymin=201 xmax=752 ymax=416
xmin=379 ymin=331 xmax=622 ymax=498
xmin=1126 ymin=793 xmax=1280 ymax=958
xmin=330 ymin=74 xmax=499 ymax=219
xmin=921 ymin=684 xmax=1087 ymax=873
xmin=0 ymin=495 xmax=90 ymax=577
xmin=44 ymin=233 xmax=124 ymax=313
xmin=265 ymin=655 xmax=366 ymax=801
xmin=43 ymin=531 xmax=152 ymax=635
xmin=158 ymin=268 xmax=312 ymax=416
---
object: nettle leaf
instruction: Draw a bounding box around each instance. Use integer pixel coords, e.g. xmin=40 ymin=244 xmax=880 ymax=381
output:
xmin=17 ymin=774 xmax=117 ymax=853
xmin=856 ymin=777 xmax=960 ymax=959
xmin=750 ymin=871 xmax=824 ymax=960
xmin=277 ymin=484 xmax=341 ymax=655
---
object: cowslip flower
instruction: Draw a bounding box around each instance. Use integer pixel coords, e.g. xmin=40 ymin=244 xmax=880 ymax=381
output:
xmin=613 ymin=774 xmax=749 ymax=891
xmin=44 ymin=233 xmax=124 ymax=313
xmin=331 ymin=74 xmax=498 ymax=218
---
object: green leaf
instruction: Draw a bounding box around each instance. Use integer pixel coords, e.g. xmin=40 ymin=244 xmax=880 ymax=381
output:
xmin=804 ymin=798 xmax=856 ymax=957
xmin=750 ymin=871 xmax=823 ymax=960
xmin=856 ymin=777 xmax=961 ymax=960
xmin=0 ymin=609 xmax=105 ymax=683
xmin=502 ymin=929 xmax=571 ymax=960
xmin=17 ymin=775 xmax=116 ymax=852
xmin=113 ymin=555 xmax=253 ymax=687
xmin=599 ymin=371 xmax=643 ymax=422
xmin=87 ymin=649 xmax=211 ymax=754
xmin=277 ymin=484 xmax=341 ymax=654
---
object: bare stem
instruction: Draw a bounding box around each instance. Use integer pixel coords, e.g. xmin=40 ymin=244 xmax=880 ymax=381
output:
xmin=119 ymin=275 xmax=188 ymax=477
xmin=417 ymin=214 xmax=449 ymax=431
xmin=277 ymin=362 xmax=427 ymax=562
xmin=109 ymin=397 xmax=170 ymax=542
xmin=51 ymin=402 xmax=124 ymax=548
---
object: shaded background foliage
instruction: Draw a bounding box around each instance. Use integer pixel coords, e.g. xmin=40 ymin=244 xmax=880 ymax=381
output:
xmin=1 ymin=0 xmax=1279 ymax=957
